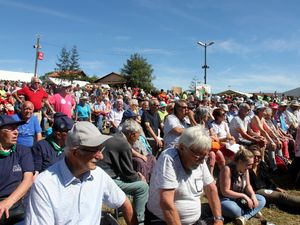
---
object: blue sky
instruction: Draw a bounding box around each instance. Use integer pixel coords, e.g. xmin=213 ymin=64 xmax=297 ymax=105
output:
xmin=1 ymin=0 xmax=300 ymax=93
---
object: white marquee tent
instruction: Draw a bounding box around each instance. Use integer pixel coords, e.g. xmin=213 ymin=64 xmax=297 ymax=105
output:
xmin=0 ymin=70 xmax=34 ymax=82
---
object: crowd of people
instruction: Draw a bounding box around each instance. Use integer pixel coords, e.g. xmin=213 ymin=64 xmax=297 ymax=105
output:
xmin=1 ymin=76 xmax=300 ymax=225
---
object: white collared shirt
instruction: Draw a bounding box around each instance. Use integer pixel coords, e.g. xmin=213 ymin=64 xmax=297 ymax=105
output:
xmin=26 ymin=159 xmax=126 ymax=225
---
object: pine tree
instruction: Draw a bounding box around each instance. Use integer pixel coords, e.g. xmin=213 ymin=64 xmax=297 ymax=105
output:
xmin=69 ymin=45 xmax=80 ymax=71
xmin=121 ymin=53 xmax=154 ymax=93
xmin=56 ymin=47 xmax=70 ymax=71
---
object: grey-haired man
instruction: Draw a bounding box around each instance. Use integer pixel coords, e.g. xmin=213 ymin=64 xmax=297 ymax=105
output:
xmin=26 ymin=122 xmax=137 ymax=225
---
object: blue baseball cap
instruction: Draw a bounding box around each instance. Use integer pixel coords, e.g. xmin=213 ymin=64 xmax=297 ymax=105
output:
xmin=0 ymin=115 xmax=26 ymax=129
xmin=52 ymin=113 xmax=74 ymax=132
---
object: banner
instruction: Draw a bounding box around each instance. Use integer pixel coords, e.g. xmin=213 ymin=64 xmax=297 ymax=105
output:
xmin=37 ymin=52 xmax=44 ymax=60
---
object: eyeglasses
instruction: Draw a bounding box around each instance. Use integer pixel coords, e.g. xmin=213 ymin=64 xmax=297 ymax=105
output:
xmin=254 ymin=155 xmax=262 ymax=159
xmin=190 ymin=148 xmax=208 ymax=161
xmin=179 ymin=106 xmax=188 ymax=109
xmin=78 ymin=146 xmax=105 ymax=155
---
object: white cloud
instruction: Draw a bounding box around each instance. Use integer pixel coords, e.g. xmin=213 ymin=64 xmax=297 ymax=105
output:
xmin=217 ymin=40 xmax=252 ymax=54
xmin=0 ymin=0 xmax=93 ymax=24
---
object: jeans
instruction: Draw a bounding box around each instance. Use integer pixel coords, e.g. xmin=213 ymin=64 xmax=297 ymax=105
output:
xmin=114 ymin=179 xmax=149 ymax=223
xmin=221 ymin=194 xmax=266 ymax=220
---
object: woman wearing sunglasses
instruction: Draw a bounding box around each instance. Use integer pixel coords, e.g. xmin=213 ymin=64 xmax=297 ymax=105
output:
xmin=249 ymin=145 xmax=300 ymax=214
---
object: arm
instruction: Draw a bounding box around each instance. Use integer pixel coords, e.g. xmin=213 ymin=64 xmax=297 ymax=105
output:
xmin=160 ymin=189 xmax=181 ymax=225
xmin=131 ymin=148 xmax=147 ymax=162
xmin=120 ymin=197 xmax=138 ymax=225
xmin=0 ymin=172 xmax=33 ymax=219
xmin=204 ymin=183 xmax=223 ymax=225
xmin=244 ymin=170 xmax=258 ymax=208
xmin=144 ymin=122 xmax=163 ymax=148
xmin=12 ymin=91 xmax=23 ymax=104
xmin=43 ymin=98 xmax=56 ymax=114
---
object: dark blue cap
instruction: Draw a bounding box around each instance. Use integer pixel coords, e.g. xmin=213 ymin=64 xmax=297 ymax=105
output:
xmin=52 ymin=113 xmax=74 ymax=132
xmin=0 ymin=115 xmax=25 ymax=129
xmin=122 ymin=109 xmax=138 ymax=122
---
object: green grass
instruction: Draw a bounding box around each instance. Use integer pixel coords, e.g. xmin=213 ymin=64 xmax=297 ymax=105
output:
xmin=104 ymin=173 xmax=300 ymax=225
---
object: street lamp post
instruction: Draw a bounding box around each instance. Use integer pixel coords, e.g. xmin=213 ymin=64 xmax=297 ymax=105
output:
xmin=197 ymin=41 xmax=214 ymax=84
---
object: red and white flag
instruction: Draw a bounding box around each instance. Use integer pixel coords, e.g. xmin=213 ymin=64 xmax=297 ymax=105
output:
xmin=37 ymin=51 xmax=44 ymax=60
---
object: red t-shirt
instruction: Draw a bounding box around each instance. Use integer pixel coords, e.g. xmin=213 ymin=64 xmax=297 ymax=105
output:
xmin=17 ymin=86 xmax=48 ymax=111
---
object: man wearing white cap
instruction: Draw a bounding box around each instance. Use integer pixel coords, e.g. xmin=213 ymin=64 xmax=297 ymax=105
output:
xmin=26 ymin=122 xmax=137 ymax=225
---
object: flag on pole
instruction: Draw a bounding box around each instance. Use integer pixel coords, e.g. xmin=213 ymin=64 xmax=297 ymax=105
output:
xmin=37 ymin=51 xmax=44 ymax=60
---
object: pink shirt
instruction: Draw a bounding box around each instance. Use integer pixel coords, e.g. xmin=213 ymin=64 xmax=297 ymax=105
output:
xmin=49 ymin=94 xmax=75 ymax=118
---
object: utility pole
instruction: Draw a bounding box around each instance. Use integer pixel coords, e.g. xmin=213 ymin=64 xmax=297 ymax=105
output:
xmin=33 ymin=35 xmax=41 ymax=77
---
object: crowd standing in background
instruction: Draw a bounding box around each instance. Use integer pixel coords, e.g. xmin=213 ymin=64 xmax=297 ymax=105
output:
xmin=0 ymin=77 xmax=300 ymax=224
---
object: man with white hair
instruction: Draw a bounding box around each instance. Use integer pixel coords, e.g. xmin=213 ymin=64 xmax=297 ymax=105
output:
xmin=145 ymin=126 xmax=223 ymax=225
xmin=26 ymin=122 xmax=137 ymax=225
xmin=99 ymin=119 xmax=149 ymax=224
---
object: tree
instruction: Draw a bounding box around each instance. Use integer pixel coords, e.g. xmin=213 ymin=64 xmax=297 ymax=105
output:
xmin=121 ymin=53 xmax=154 ymax=93
xmin=56 ymin=47 xmax=70 ymax=71
xmin=69 ymin=45 xmax=80 ymax=71
xmin=55 ymin=46 xmax=82 ymax=82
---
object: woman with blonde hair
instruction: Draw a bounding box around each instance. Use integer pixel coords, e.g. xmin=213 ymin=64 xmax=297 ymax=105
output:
xmin=218 ymin=147 xmax=266 ymax=225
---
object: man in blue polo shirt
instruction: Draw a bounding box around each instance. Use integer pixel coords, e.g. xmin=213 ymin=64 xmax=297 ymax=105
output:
xmin=0 ymin=115 xmax=34 ymax=224
xmin=32 ymin=112 xmax=74 ymax=175
xmin=12 ymin=101 xmax=42 ymax=148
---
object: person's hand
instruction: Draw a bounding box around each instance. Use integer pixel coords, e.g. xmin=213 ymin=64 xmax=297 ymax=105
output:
xmin=276 ymin=187 xmax=287 ymax=194
xmin=140 ymin=155 xmax=147 ymax=162
xmin=156 ymin=138 xmax=163 ymax=149
xmin=271 ymin=142 xmax=277 ymax=150
xmin=0 ymin=198 xmax=13 ymax=219
xmin=137 ymin=172 xmax=146 ymax=182
xmin=251 ymin=195 xmax=259 ymax=208
xmin=244 ymin=195 xmax=254 ymax=209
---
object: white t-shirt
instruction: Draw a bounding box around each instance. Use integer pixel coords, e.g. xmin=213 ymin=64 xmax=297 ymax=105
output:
xmin=163 ymin=114 xmax=188 ymax=149
xmin=229 ymin=116 xmax=249 ymax=141
xmin=211 ymin=121 xmax=229 ymax=139
xmin=147 ymin=148 xmax=214 ymax=225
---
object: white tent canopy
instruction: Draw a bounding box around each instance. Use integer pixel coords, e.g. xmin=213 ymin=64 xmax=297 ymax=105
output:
xmin=47 ymin=77 xmax=89 ymax=87
xmin=216 ymin=89 xmax=253 ymax=98
xmin=0 ymin=70 xmax=34 ymax=82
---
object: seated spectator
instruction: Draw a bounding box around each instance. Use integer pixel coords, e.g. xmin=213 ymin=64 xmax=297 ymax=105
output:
xmin=141 ymin=99 xmax=164 ymax=152
xmin=249 ymin=103 xmax=282 ymax=170
xmin=0 ymin=115 xmax=34 ymax=224
xmin=109 ymin=99 xmax=124 ymax=133
xmin=249 ymin=145 xmax=300 ymax=213
xmin=218 ymin=147 xmax=266 ymax=224
xmin=146 ymin=126 xmax=224 ymax=225
xmin=91 ymin=96 xmax=107 ymax=131
xmin=163 ymin=100 xmax=189 ymax=149
xmin=26 ymin=122 xmax=137 ymax=225
xmin=229 ymin=103 xmax=266 ymax=147
xmin=32 ymin=113 xmax=74 ymax=174
xmin=98 ymin=119 xmax=149 ymax=224
xmin=74 ymin=96 xmax=91 ymax=121
xmin=12 ymin=101 xmax=42 ymax=148
xmin=157 ymin=101 xmax=168 ymax=122
xmin=195 ymin=107 xmax=226 ymax=175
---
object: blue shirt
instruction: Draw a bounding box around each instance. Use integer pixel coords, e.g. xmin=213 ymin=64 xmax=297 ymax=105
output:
xmin=0 ymin=145 xmax=34 ymax=197
xmin=75 ymin=103 xmax=91 ymax=119
xmin=32 ymin=138 xmax=65 ymax=172
xmin=12 ymin=114 xmax=42 ymax=148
